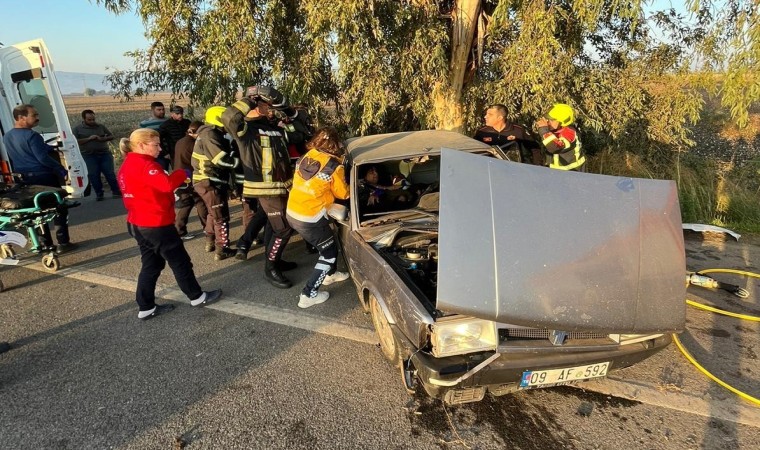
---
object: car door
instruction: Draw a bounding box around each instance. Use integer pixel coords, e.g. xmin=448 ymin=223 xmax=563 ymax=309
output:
xmin=0 ymin=39 xmax=88 ymax=196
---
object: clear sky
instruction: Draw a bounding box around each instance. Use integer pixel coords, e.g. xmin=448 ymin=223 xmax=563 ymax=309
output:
xmin=0 ymin=0 xmax=690 ymax=75
xmin=0 ymin=0 xmax=148 ymax=74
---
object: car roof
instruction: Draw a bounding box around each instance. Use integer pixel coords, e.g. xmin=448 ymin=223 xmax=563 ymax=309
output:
xmin=346 ymin=130 xmax=492 ymax=164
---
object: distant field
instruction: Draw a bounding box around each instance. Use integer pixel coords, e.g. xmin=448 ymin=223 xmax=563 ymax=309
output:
xmin=63 ymin=94 xmax=205 ymax=159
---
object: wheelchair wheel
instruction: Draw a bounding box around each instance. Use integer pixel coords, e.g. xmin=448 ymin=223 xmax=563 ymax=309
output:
xmin=41 ymin=254 xmax=60 ymax=272
xmin=0 ymin=244 xmax=15 ymax=259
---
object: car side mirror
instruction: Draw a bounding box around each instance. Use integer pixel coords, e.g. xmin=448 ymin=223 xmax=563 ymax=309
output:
xmin=328 ymin=203 xmax=349 ymax=224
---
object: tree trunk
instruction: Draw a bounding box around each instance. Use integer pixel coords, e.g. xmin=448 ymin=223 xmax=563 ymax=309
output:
xmin=434 ymin=0 xmax=481 ymax=131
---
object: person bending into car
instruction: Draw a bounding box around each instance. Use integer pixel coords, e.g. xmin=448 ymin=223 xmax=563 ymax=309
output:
xmin=221 ymin=86 xmax=295 ymax=289
xmin=286 ymin=126 xmax=350 ymax=308
xmin=118 ymin=128 xmax=221 ymax=320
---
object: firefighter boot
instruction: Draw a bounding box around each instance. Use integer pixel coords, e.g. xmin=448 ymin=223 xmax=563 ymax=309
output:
xmin=204 ymin=235 xmax=215 ymax=253
xmin=215 ymin=246 xmax=236 ymax=261
xmin=264 ymin=259 xmax=292 ymax=289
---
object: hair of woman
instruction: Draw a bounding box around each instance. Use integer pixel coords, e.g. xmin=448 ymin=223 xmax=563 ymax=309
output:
xmin=307 ymin=126 xmax=343 ymax=156
xmin=119 ymin=128 xmax=159 ymax=156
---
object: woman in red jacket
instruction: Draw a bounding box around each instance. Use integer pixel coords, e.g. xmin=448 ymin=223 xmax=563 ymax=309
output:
xmin=118 ymin=128 xmax=222 ymax=320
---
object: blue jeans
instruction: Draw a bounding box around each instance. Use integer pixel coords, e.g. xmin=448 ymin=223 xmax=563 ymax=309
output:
xmin=83 ymin=153 xmax=120 ymax=197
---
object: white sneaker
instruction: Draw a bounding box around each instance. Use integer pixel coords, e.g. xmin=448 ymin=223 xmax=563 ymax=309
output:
xmin=322 ymin=271 xmax=349 ymax=286
xmin=298 ymin=291 xmax=329 ymax=308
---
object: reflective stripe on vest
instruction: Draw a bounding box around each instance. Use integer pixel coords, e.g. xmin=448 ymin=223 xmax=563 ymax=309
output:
xmin=549 ymin=139 xmax=585 ymax=171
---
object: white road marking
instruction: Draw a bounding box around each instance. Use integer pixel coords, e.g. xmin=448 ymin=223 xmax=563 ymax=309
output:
xmin=18 ymin=262 xmax=760 ymax=427
xmin=22 ymin=262 xmax=377 ymax=346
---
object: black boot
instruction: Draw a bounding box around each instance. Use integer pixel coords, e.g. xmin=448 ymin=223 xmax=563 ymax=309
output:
xmin=264 ymin=260 xmax=292 ymax=289
xmin=235 ymin=247 xmax=248 ymax=261
xmin=215 ymin=246 xmax=236 ymax=261
xmin=276 ymin=260 xmax=297 ymax=271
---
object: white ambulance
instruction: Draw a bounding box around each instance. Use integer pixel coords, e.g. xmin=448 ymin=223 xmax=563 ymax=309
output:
xmin=0 ymin=38 xmax=88 ymax=197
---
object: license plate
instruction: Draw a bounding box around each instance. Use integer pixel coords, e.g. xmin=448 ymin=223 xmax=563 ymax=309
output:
xmin=520 ymin=362 xmax=610 ymax=389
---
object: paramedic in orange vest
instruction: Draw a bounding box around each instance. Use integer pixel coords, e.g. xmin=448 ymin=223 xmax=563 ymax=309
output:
xmin=286 ymin=127 xmax=350 ymax=308
xmin=535 ymin=103 xmax=586 ymax=171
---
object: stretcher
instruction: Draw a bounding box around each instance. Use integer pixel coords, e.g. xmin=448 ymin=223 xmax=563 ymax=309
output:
xmin=0 ymin=183 xmax=77 ymax=272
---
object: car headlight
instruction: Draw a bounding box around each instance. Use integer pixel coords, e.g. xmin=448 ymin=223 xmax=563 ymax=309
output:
xmin=430 ymin=317 xmax=498 ymax=357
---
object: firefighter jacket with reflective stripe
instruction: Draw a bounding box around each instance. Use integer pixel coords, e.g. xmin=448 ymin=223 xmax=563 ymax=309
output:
xmin=538 ymin=125 xmax=585 ymax=171
xmin=118 ymin=152 xmax=187 ymax=227
xmin=191 ymin=125 xmax=232 ymax=183
xmin=221 ymin=99 xmax=293 ymax=198
xmin=286 ymin=149 xmax=349 ymax=223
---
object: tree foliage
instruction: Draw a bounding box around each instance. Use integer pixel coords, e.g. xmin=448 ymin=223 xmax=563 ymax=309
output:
xmin=97 ymin=0 xmax=758 ymax=158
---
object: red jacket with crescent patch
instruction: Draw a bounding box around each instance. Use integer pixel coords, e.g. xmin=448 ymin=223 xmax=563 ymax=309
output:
xmin=117 ymin=152 xmax=187 ymax=227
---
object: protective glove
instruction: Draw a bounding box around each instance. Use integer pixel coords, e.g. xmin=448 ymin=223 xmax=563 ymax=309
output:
xmin=183 ymin=168 xmax=193 ymax=181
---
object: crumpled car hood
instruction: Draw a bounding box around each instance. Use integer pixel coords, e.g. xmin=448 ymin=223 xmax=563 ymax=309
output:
xmin=436 ymin=150 xmax=686 ymax=333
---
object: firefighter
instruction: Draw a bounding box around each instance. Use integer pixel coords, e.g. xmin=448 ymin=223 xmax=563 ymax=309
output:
xmin=535 ymin=103 xmax=586 ymax=172
xmin=221 ymin=86 xmax=295 ymax=289
xmin=192 ymin=106 xmax=239 ymax=261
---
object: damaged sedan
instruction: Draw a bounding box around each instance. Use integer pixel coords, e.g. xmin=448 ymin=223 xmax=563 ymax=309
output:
xmin=329 ymin=130 xmax=686 ymax=405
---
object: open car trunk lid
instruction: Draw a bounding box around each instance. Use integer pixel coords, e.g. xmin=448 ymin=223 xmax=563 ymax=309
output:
xmin=437 ymin=150 xmax=685 ymax=333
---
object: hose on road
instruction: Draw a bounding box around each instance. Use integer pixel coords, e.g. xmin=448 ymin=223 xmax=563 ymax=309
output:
xmin=681 ymin=268 xmax=760 ymax=406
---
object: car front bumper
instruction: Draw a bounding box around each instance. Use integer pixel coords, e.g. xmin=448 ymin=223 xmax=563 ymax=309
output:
xmin=409 ymin=334 xmax=672 ymax=402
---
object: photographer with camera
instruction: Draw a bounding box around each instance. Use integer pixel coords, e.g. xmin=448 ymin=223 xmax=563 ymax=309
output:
xmin=535 ymin=103 xmax=585 ymax=172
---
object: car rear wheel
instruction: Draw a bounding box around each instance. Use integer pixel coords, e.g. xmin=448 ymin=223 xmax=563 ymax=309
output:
xmin=369 ymin=295 xmax=400 ymax=368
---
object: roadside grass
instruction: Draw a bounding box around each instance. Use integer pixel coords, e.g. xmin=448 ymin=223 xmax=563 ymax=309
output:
xmin=64 ymin=94 xmax=206 ymax=163
xmin=63 ymin=95 xmax=760 ymax=232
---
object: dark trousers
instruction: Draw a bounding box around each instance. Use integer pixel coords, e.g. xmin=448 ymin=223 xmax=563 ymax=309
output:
xmin=194 ymin=180 xmax=231 ymax=248
xmin=238 ymin=198 xmax=272 ymax=251
xmin=127 ymin=222 xmax=203 ymax=311
xmin=175 ymin=186 xmax=208 ymax=236
xmin=289 ymin=216 xmax=338 ymax=297
xmin=21 ymin=173 xmax=69 ymax=246
xmin=258 ymin=196 xmax=292 ymax=264
xmin=83 ymin=153 xmax=121 ymax=197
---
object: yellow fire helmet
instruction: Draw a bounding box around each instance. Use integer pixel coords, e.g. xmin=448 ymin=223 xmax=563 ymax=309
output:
xmin=204 ymin=106 xmax=226 ymax=127
xmin=547 ymin=103 xmax=575 ymax=127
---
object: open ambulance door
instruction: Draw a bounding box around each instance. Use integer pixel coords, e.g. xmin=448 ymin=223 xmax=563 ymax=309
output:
xmin=0 ymin=39 xmax=88 ymax=197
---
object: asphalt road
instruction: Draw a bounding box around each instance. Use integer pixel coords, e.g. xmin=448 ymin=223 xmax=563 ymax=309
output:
xmin=1 ymin=196 xmax=758 ymax=449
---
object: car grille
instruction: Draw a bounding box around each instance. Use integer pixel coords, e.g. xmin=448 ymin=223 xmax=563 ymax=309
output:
xmin=497 ymin=328 xmax=617 ymax=351
xmin=500 ymin=328 xmax=608 ymax=340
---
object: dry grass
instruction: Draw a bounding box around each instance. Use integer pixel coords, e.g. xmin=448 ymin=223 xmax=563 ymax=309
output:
xmin=63 ymin=94 xmax=206 ymax=160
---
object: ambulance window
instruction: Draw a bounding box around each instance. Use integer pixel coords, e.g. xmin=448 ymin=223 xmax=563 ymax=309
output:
xmin=15 ymin=78 xmax=57 ymax=134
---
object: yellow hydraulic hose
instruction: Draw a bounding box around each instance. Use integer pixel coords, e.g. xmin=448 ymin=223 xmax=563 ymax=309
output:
xmin=673 ymin=334 xmax=760 ymax=406
xmin=680 ymin=268 xmax=760 ymax=406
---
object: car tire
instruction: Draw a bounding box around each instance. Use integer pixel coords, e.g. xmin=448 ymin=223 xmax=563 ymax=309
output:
xmin=369 ymin=294 xmax=400 ymax=368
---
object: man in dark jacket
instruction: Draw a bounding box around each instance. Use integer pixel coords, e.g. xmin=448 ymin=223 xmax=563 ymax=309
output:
xmin=158 ymin=105 xmax=190 ymax=171
xmin=474 ymin=104 xmax=541 ymax=165
xmin=221 ymin=86 xmax=295 ymax=288
xmin=173 ymin=120 xmax=207 ymax=237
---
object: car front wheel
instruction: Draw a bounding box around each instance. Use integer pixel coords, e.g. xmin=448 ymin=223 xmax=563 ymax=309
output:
xmin=369 ymin=294 xmax=400 ymax=368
